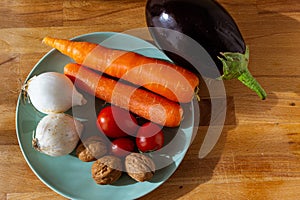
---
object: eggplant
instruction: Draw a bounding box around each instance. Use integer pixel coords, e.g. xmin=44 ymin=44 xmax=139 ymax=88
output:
xmin=146 ymin=0 xmax=266 ymax=99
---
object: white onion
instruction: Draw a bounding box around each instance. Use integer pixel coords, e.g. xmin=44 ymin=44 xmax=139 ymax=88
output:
xmin=24 ymin=72 xmax=87 ymax=114
xmin=32 ymin=113 xmax=83 ymax=156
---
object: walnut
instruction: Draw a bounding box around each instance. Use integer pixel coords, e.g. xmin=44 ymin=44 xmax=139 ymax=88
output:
xmin=76 ymin=136 xmax=108 ymax=162
xmin=125 ymin=153 xmax=156 ymax=182
xmin=91 ymin=155 xmax=122 ymax=185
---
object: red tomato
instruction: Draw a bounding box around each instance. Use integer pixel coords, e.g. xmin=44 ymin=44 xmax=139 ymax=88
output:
xmin=136 ymin=122 xmax=164 ymax=152
xmin=96 ymin=105 xmax=138 ymax=138
xmin=111 ymin=137 xmax=135 ymax=157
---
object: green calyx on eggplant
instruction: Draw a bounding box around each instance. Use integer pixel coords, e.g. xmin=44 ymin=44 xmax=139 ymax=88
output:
xmin=146 ymin=0 xmax=267 ymax=100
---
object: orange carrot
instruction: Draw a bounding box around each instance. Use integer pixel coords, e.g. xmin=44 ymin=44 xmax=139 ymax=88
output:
xmin=43 ymin=36 xmax=199 ymax=103
xmin=64 ymin=63 xmax=183 ymax=127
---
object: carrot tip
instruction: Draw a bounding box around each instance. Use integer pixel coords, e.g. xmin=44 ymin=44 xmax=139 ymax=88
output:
xmin=42 ymin=36 xmax=54 ymax=46
xmin=42 ymin=37 xmax=48 ymax=43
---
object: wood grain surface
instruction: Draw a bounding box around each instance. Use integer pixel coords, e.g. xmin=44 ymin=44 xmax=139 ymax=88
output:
xmin=0 ymin=0 xmax=299 ymax=199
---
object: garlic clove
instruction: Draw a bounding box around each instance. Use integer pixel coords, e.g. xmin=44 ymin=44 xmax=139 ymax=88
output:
xmin=32 ymin=113 xmax=83 ymax=157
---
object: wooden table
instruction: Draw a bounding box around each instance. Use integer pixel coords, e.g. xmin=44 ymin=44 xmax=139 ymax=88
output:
xmin=1 ymin=0 xmax=299 ymax=199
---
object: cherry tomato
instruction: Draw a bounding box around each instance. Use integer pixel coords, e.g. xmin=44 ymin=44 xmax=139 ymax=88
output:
xmin=111 ymin=137 xmax=135 ymax=157
xmin=136 ymin=122 xmax=164 ymax=152
xmin=96 ymin=105 xmax=138 ymax=138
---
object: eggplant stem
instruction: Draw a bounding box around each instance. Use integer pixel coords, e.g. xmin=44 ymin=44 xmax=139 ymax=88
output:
xmin=238 ymin=71 xmax=267 ymax=100
xmin=218 ymin=46 xmax=267 ymax=100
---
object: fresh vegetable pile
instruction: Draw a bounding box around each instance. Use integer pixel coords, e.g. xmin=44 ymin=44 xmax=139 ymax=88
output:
xmin=23 ymin=34 xmax=198 ymax=185
xmin=22 ymin=0 xmax=267 ymax=186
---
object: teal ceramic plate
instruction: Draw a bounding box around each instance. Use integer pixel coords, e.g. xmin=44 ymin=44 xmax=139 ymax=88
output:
xmin=16 ymin=32 xmax=196 ymax=200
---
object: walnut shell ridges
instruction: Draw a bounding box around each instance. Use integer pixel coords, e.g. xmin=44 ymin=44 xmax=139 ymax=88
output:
xmin=76 ymin=136 xmax=108 ymax=162
xmin=125 ymin=153 xmax=156 ymax=182
xmin=91 ymin=155 xmax=122 ymax=185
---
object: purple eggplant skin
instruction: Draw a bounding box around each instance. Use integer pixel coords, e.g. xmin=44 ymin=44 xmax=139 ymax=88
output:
xmin=146 ymin=0 xmax=266 ymax=99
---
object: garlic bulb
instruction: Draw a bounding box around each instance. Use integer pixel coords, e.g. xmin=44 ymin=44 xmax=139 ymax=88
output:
xmin=32 ymin=113 xmax=83 ymax=156
xmin=24 ymin=72 xmax=87 ymax=114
